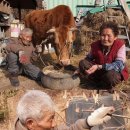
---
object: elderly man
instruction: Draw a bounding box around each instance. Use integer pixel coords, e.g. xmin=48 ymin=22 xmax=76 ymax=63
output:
xmin=15 ymin=90 xmax=115 ymax=130
xmin=6 ymin=28 xmax=44 ymax=87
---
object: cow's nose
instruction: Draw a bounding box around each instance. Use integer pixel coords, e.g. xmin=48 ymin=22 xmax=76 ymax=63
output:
xmin=60 ymin=59 xmax=70 ymax=66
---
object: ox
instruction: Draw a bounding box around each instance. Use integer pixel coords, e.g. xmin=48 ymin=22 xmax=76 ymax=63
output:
xmin=24 ymin=5 xmax=76 ymax=65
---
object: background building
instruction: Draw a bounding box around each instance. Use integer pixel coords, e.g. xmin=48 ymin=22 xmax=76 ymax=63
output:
xmin=45 ymin=0 xmax=130 ymax=16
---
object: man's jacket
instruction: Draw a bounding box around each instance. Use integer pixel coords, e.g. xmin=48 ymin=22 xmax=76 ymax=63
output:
xmin=15 ymin=118 xmax=90 ymax=130
xmin=6 ymin=38 xmax=36 ymax=64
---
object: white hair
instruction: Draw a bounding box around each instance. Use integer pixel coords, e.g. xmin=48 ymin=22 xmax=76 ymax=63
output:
xmin=20 ymin=28 xmax=33 ymax=36
xmin=17 ymin=90 xmax=56 ymax=124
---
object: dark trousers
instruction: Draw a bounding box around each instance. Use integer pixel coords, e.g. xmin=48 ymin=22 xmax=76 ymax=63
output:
xmin=79 ymin=59 xmax=122 ymax=89
xmin=6 ymin=52 xmax=42 ymax=81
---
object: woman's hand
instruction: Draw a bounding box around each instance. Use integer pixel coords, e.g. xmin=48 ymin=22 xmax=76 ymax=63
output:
xmin=85 ymin=65 xmax=98 ymax=74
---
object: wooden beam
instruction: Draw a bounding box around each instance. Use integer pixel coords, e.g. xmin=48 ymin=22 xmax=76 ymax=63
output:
xmin=119 ymin=0 xmax=130 ymax=21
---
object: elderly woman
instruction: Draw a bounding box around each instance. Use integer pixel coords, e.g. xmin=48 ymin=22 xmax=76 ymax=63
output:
xmin=15 ymin=90 xmax=115 ymax=130
xmin=77 ymin=21 xmax=129 ymax=90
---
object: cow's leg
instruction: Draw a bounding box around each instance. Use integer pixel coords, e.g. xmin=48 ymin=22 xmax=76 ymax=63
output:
xmin=69 ymin=42 xmax=74 ymax=57
xmin=32 ymin=35 xmax=44 ymax=53
xmin=32 ymin=34 xmax=42 ymax=46
xmin=45 ymin=43 xmax=49 ymax=53
xmin=42 ymin=44 xmax=45 ymax=54
xmin=53 ymin=44 xmax=60 ymax=58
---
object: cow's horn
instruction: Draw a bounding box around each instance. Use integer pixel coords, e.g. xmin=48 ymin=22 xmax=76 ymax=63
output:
xmin=47 ymin=27 xmax=56 ymax=33
xmin=70 ymin=27 xmax=78 ymax=31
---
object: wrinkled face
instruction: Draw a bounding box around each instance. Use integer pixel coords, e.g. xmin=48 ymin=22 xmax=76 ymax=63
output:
xmin=21 ymin=34 xmax=32 ymax=46
xmin=47 ymin=26 xmax=76 ymax=66
xmin=100 ymin=28 xmax=117 ymax=47
xmin=26 ymin=111 xmax=56 ymax=130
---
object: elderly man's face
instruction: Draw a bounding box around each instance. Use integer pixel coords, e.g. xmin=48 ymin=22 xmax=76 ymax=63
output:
xmin=26 ymin=111 xmax=56 ymax=130
xmin=21 ymin=34 xmax=32 ymax=46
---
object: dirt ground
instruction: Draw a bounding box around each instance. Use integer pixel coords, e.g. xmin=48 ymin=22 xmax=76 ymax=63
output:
xmin=0 ymin=52 xmax=130 ymax=130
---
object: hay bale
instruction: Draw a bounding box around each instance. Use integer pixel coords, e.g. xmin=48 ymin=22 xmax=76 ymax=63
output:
xmin=106 ymin=8 xmax=116 ymax=16
xmin=83 ymin=8 xmax=130 ymax=30
xmin=73 ymin=31 xmax=82 ymax=54
xmin=83 ymin=11 xmax=107 ymax=30
xmin=79 ymin=25 xmax=99 ymax=52
xmin=108 ymin=15 xmax=125 ymax=25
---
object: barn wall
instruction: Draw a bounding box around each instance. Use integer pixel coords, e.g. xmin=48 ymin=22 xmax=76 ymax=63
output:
xmin=45 ymin=0 xmax=130 ymax=16
xmin=45 ymin=0 xmax=88 ymax=16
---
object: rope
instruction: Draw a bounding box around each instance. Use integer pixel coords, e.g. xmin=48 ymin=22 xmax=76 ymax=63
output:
xmin=38 ymin=53 xmax=62 ymax=70
xmin=38 ymin=54 xmax=46 ymax=67
xmin=56 ymin=112 xmax=71 ymax=126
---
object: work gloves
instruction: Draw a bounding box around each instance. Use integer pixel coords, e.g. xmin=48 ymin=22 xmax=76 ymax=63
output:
xmin=87 ymin=106 xmax=115 ymax=126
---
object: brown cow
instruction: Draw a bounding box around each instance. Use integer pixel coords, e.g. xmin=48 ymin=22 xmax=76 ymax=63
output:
xmin=24 ymin=5 xmax=76 ymax=65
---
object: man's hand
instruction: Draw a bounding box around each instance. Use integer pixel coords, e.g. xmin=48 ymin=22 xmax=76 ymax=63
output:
xmin=87 ymin=106 xmax=115 ymax=126
xmin=35 ymin=45 xmax=42 ymax=53
xmin=19 ymin=51 xmax=29 ymax=64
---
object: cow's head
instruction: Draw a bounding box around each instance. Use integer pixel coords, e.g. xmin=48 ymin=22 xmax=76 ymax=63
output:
xmin=47 ymin=26 xmax=77 ymax=66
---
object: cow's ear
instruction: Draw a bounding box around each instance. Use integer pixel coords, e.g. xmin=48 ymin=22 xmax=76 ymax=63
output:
xmin=47 ymin=27 xmax=56 ymax=33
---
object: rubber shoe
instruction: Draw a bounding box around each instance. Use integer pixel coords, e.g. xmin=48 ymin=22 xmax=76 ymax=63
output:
xmin=9 ymin=74 xmax=20 ymax=87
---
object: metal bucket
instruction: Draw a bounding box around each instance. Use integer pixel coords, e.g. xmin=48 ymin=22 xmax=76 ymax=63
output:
xmin=41 ymin=66 xmax=80 ymax=90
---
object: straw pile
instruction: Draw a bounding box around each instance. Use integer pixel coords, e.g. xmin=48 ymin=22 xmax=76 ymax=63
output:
xmin=83 ymin=8 xmax=129 ymax=30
